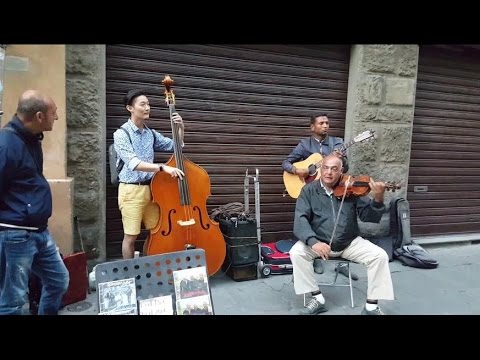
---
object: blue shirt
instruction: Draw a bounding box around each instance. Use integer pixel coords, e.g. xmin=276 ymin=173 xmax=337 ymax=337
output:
xmin=282 ymin=135 xmax=349 ymax=173
xmin=0 ymin=116 xmax=51 ymax=230
xmin=113 ymin=119 xmax=176 ymax=183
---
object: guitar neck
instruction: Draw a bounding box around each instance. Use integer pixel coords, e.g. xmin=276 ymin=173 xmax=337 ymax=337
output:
xmin=313 ymin=139 xmax=354 ymax=168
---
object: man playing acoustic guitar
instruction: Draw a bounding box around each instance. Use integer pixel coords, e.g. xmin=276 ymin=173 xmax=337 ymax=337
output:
xmin=282 ymin=113 xmax=356 ymax=279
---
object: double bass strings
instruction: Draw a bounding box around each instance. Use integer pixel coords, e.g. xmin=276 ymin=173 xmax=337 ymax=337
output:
xmin=169 ymin=104 xmax=194 ymax=234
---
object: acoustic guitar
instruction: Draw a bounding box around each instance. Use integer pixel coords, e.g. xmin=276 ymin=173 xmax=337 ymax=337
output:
xmin=283 ymin=130 xmax=376 ymax=199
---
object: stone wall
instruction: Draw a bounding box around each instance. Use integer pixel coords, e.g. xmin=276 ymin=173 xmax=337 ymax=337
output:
xmin=66 ymin=45 xmax=106 ymax=262
xmin=345 ymin=45 xmax=419 ymax=236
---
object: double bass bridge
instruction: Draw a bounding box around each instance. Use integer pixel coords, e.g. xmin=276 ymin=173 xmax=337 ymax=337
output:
xmin=177 ymin=219 xmax=196 ymax=226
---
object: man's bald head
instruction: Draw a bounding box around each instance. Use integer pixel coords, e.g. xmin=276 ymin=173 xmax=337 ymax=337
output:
xmin=16 ymin=90 xmax=49 ymax=119
xmin=322 ymin=154 xmax=343 ymax=168
xmin=15 ymin=90 xmax=58 ymax=133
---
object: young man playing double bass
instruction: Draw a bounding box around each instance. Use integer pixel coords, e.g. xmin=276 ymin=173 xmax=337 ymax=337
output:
xmin=282 ymin=113 xmax=356 ymax=279
xmin=113 ymin=89 xmax=184 ymax=259
xmin=290 ymin=155 xmax=395 ymax=315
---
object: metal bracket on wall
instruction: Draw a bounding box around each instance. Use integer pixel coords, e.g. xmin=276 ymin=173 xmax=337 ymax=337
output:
xmin=414 ymin=186 xmax=428 ymax=193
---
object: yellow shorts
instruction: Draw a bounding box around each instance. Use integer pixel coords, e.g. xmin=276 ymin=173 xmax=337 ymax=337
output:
xmin=118 ymin=183 xmax=159 ymax=235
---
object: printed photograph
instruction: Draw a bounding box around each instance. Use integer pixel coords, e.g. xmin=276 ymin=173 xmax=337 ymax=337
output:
xmin=173 ymin=266 xmax=209 ymax=300
xmin=176 ymin=295 xmax=213 ymax=315
xmin=98 ymin=278 xmax=137 ymax=315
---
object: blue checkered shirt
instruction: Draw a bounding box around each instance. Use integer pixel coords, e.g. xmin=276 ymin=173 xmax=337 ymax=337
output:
xmin=113 ymin=119 xmax=175 ymax=183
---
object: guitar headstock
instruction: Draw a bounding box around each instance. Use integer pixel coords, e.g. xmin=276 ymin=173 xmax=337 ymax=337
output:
xmin=353 ymin=129 xmax=376 ymax=144
xmin=162 ymin=75 xmax=176 ymax=106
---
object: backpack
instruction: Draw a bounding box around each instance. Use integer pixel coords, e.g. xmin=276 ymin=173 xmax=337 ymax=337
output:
xmin=393 ymin=244 xmax=439 ymax=269
xmin=367 ymin=197 xmax=410 ymax=262
xmin=108 ymin=127 xmax=131 ymax=185
xmin=389 ymin=197 xmax=412 ymax=250
xmin=389 ymin=197 xmax=439 ymax=269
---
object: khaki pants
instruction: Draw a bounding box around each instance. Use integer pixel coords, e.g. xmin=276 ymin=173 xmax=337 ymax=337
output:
xmin=118 ymin=183 xmax=159 ymax=236
xmin=290 ymin=236 xmax=394 ymax=301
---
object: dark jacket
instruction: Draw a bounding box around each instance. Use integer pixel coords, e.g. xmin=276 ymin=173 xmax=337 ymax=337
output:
xmin=0 ymin=116 xmax=51 ymax=230
xmin=282 ymin=135 xmax=349 ymax=174
xmin=293 ymin=180 xmax=385 ymax=252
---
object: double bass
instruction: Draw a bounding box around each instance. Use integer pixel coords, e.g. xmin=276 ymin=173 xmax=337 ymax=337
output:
xmin=144 ymin=75 xmax=226 ymax=276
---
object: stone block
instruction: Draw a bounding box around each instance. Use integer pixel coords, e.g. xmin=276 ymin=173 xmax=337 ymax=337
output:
xmin=66 ymin=45 xmax=104 ymax=75
xmin=385 ymin=78 xmax=415 ymax=106
xmin=396 ymin=45 xmax=419 ymax=77
xmin=68 ymin=132 xmax=101 ymax=163
xmin=381 ymin=126 xmax=412 ymax=162
xmin=362 ymin=45 xmax=396 ymax=73
xmin=360 ymin=75 xmax=384 ymax=105
xmin=66 ymin=78 xmax=101 ymax=129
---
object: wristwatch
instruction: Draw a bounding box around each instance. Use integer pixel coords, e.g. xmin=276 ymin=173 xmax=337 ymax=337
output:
xmin=157 ymin=164 xmax=164 ymax=172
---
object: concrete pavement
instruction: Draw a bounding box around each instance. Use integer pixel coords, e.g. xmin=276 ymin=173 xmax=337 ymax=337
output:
xmin=59 ymin=243 xmax=480 ymax=315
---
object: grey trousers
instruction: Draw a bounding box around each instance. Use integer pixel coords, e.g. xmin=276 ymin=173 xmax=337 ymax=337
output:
xmin=290 ymin=236 xmax=395 ymax=301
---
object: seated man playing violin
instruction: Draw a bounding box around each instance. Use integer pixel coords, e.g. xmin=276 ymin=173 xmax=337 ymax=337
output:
xmin=290 ymin=154 xmax=395 ymax=315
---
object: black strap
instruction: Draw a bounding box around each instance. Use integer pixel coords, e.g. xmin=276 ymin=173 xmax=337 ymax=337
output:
xmin=116 ymin=126 xmax=156 ymax=173
xmin=116 ymin=127 xmax=132 ymax=173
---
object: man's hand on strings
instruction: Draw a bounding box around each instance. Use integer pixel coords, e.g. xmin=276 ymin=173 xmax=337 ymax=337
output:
xmin=162 ymin=164 xmax=185 ymax=179
xmin=369 ymin=177 xmax=386 ymax=203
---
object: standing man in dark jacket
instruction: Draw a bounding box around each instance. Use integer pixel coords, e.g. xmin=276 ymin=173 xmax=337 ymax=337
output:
xmin=282 ymin=113 xmax=354 ymax=278
xmin=290 ymin=155 xmax=394 ymax=315
xmin=0 ymin=90 xmax=69 ymax=315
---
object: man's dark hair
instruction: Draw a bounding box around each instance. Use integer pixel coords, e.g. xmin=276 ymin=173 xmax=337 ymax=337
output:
xmin=124 ymin=89 xmax=148 ymax=107
xmin=310 ymin=113 xmax=329 ymax=125
xmin=16 ymin=96 xmax=48 ymax=117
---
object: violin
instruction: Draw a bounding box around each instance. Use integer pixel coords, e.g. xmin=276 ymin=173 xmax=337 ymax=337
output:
xmin=333 ymin=174 xmax=401 ymax=198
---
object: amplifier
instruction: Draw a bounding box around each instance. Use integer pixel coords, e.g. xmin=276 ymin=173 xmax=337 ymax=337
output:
xmin=227 ymin=263 xmax=258 ymax=282
xmin=220 ymin=218 xmax=259 ymax=266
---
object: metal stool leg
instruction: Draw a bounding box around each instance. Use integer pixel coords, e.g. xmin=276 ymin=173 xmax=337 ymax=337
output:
xmin=347 ymin=262 xmax=354 ymax=308
xmin=303 ymin=260 xmax=356 ymax=309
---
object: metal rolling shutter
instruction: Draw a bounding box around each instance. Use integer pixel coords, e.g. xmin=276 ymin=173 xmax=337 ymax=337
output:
xmin=106 ymin=44 xmax=350 ymax=258
xmin=408 ymin=45 xmax=480 ymax=237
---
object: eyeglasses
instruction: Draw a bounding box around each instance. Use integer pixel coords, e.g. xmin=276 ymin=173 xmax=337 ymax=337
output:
xmin=321 ymin=165 xmax=340 ymax=173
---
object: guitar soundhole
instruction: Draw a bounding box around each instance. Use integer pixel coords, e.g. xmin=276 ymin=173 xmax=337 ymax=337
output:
xmin=308 ymin=164 xmax=317 ymax=176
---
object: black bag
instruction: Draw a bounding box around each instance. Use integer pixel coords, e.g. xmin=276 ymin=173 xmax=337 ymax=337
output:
xmin=393 ymin=244 xmax=439 ymax=269
xmin=389 ymin=197 xmax=412 ymax=250
xmin=367 ymin=197 xmax=411 ymax=261
xmin=389 ymin=197 xmax=439 ymax=269
xmin=109 ymin=127 xmax=131 ymax=185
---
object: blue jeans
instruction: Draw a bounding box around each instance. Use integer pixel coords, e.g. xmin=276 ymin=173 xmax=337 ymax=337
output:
xmin=0 ymin=229 xmax=69 ymax=315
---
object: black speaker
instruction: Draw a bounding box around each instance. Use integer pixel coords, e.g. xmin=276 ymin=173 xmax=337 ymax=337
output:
xmin=226 ymin=243 xmax=259 ymax=266
xmin=219 ymin=218 xmax=257 ymax=242
xmin=220 ymin=218 xmax=259 ymax=266
xmin=227 ymin=263 xmax=258 ymax=282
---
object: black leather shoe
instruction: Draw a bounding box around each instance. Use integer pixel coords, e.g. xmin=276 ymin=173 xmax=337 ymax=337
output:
xmin=335 ymin=263 xmax=359 ymax=281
